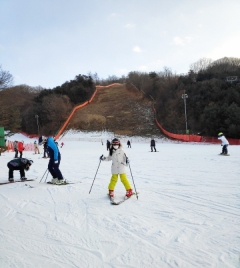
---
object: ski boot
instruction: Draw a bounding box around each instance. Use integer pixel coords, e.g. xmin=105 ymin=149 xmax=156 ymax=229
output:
xmin=109 ymin=190 xmax=114 ymax=198
xmin=126 ymin=189 xmax=133 ymax=198
xmin=55 ymin=179 xmax=66 ymax=185
xmin=51 ymin=178 xmax=58 ymax=184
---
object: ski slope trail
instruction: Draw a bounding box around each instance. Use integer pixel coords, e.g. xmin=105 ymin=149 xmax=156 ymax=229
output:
xmin=0 ymin=137 xmax=239 ymax=267
xmin=69 ymin=83 xmax=162 ymax=137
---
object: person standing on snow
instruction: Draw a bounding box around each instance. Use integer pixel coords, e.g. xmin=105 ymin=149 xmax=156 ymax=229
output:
xmin=127 ymin=140 xmax=131 ymax=148
xmin=7 ymin=158 xmax=33 ymax=182
xmin=100 ymin=138 xmax=133 ymax=198
xmin=218 ymin=132 xmax=229 ymax=155
xmin=106 ymin=140 xmax=110 ymax=151
xmin=34 ymin=141 xmax=40 ymax=154
xmin=42 ymin=138 xmax=48 ymax=158
xmin=18 ymin=141 xmax=24 ymax=158
xmin=150 ymin=139 xmax=156 ymax=152
xmin=44 ymin=137 xmax=65 ymax=185
xmin=13 ymin=140 xmax=18 ymax=158
xmin=38 ymin=135 xmax=43 ymax=146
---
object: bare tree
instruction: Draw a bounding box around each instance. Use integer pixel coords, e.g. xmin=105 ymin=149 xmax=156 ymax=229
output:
xmin=190 ymin=58 xmax=212 ymax=73
xmin=0 ymin=65 xmax=14 ymax=90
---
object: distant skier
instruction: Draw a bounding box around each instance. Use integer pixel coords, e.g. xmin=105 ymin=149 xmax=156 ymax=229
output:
xmin=106 ymin=140 xmax=110 ymax=151
xmin=100 ymin=138 xmax=133 ymax=198
xmin=60 ymin=142 xmax=64 ymax=148
xmin=150 ymin=139 xmax=156 ymax=152
xmin=127 ymin=140 xmax=131 ymax=148
xmin=44 ymin=137 xmax=65 ymax=185
xmin=13 ymin=140 xmax=18 ymax=158
xmin=18 ymin=141 xmax=24 ymax=158
xmin=7 ymin=158 xmax=33 ymax=182
xmin=38 ymin=135 xmax=43 ymax=146
xmin=42 ymin=138 xmax=48 ymax=158
xmin=218 ymin=132 xmax=229 ymax=155
xmin=34 ymin=141 xmax=40 ymax=154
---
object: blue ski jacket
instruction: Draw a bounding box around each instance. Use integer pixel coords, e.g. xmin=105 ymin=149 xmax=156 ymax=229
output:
xmin=47 ymin=137 xmax=60 ymax=161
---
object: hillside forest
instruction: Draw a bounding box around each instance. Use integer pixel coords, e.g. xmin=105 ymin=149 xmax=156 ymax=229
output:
xmin=0 ymin=57 xmax=240 ymax=138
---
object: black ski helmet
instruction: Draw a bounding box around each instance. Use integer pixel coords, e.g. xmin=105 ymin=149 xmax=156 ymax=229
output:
xmin=27 ymin=160 xmax=33 ymax=166
xmin=111 ymin=138 xmax=120 ymax=145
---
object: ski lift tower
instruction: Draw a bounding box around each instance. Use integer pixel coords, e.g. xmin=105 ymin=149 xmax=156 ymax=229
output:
xmin=181 ymin=91 xmax=188 ymax=134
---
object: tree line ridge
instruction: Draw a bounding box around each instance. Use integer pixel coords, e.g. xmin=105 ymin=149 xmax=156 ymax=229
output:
xmin=0 ymin=57 xmax=240 ymax=139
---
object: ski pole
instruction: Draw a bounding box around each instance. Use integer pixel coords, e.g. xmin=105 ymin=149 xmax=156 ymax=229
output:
xmin=39 ymin=168 xmax=48 ymax=183
xmin=44 ymin=171 xmax=49 ymax=183
xmin=128 ymin=163 xmax=139 ymax=200
xmin=89 ymin=159 xmax=102 ymax=194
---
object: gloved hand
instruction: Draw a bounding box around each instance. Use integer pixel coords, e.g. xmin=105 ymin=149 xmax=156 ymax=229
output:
xmin=126 ymin=157 xmax=130 ymax=164
xmin=54 ymin=160 xmax=58 ymax=164
xmin=100 ymin=155 xmax=105 ymax=160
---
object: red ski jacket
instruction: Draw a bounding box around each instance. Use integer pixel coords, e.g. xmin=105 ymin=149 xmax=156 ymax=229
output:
xmin=18 ymin=142 xmax=24 ymax=152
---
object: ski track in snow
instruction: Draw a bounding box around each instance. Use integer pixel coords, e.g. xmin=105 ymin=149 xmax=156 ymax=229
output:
xmin=0 ymin=136 xmax=240 ymax=268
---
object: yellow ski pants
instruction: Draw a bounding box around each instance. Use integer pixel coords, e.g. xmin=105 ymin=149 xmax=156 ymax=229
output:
xmin=108 ymin=173 xmax=131 ymax=190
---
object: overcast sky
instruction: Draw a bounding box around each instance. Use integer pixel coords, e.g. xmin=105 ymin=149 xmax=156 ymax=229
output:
xmin=1 ymin=0 xmax=240 ymax=88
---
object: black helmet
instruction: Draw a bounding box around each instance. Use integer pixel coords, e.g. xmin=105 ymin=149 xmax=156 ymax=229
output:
xmin=27 ymin=160 xmax=33 ymax=166
xmin=111 ymin=138 xmax=120 ymax=145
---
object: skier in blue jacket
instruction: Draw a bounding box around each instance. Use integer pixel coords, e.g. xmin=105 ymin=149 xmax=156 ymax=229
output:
xmin=44 ymin=137 xmax=64 ymax=185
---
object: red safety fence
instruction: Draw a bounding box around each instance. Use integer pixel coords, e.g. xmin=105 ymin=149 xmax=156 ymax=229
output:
xmin=7 ymin=85 xmax=240 ymax=146
xmin=54 ymin=83 xmax=125 ymax=140
xmin=154 ymin=108 xmax=240 ymax=145
xmin=54 ymin=88 xmax=99 ymax=140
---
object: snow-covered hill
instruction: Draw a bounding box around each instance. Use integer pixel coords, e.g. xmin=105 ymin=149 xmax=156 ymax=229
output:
xmin=0 ymin=132 xmax=239 ymax=267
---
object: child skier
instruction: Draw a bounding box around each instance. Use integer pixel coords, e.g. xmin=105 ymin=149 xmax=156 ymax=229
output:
xmin=7 ymin=158 xmax=33 ymax=182
xmin=100 ymin=138 xmax=133 ymax=198
xmin=218 ymin=132 xmax=229 ymax=155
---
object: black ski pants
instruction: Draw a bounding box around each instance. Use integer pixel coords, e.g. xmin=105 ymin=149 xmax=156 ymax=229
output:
xmin=14 ymin=149 xmax=18 ymax=158
xmin=222 ymin=145 xmax=228 ymax=154
xmin=151 ymin=146 xmax=156 ymax=152
xmin=48 ymin=159 xmax=64 ymax=180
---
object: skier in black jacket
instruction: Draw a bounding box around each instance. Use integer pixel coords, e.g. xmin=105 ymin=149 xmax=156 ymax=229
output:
xmin=150 ymin=139 xmax=157 ymax=152
xmin=7 ymin=158 xmax=33 ymax=182
xmin=43 ymin=138 xmax=48 ymax=158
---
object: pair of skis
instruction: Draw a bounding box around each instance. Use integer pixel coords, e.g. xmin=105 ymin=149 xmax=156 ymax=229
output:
xmin=46 ymin=181 xmax=82 ymax=185
xmin=0 ymin=179 xmax=35 ymax=185
xmin=0 ymin=179 xmax=80 ymax=186
xmin=108 ymin=192 xmax=138 ymax=205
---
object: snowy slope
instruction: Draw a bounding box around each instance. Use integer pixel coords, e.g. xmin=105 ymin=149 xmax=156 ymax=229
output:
xmin=0 ymin=133 xmax=239 ymax=268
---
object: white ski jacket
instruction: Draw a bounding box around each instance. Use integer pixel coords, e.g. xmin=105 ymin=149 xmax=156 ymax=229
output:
xmin=103 ymin=147 xmax=128 ymax=174
xmin=218 ymin=135 xmax=229 ymax=145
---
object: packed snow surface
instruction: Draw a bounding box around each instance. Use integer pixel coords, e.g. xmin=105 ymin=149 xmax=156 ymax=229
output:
xmin=0 ymin=132 xmax=239 ymax=268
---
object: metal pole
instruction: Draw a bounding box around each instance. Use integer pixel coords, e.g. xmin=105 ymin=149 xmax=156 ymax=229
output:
xmin=128 ymin=163 xmax=139 ymax=200
xmin=89 ymin=159 xmax=102 ymax=194
xmin=182 ymin=92 xmax=188 ymax=133
xmin=184 ymin=97 xmax=187 ymax=132
xmin=35 ymin=115 xmax=40 ymax=135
